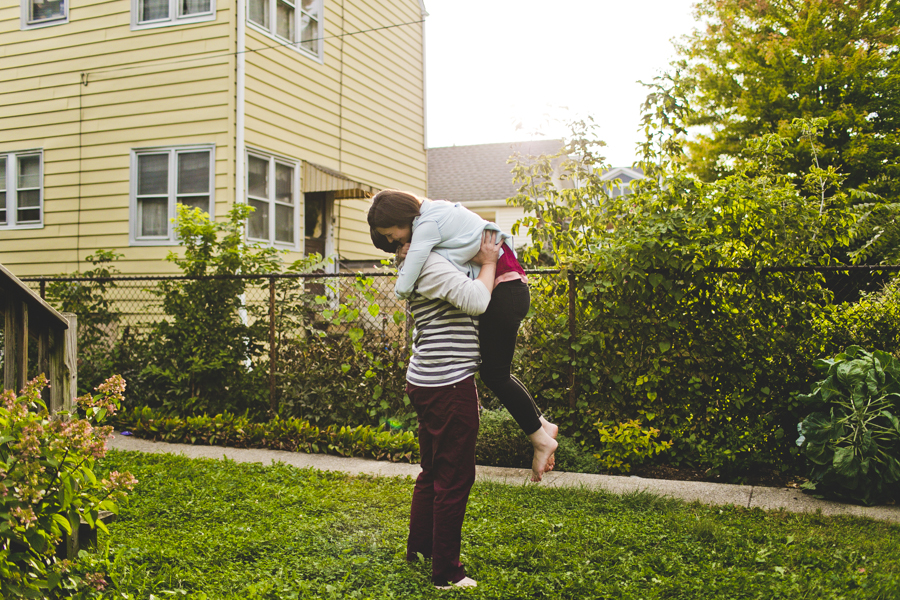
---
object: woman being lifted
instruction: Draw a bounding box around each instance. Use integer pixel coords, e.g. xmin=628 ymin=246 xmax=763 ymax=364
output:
xmin=368 ymin=189 xmax=558 ymax=482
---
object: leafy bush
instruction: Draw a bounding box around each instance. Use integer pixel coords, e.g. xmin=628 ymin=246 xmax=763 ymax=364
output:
xmin=113 ymin=407 xmax=419 ymax=463
xmin=475 ymin=408 xmax=532 ymax=468
xmin=508 ymin=117 xmax=855 ymax=477
xmin=139 ymin=204 xmax=281 ymax=418
xmin=46 ymin=250 xmax=126 ymax=397
xmin=823 ymin=277 xmax=900 ymax=356
xmin=272 ymin=271 xmax=413 ymax=429
xmin=796 ymin=346 xmax=900 ymax=505
xmin=0 ymin=375 xmax=136 ymax=599
xmin=593 ymin=419 xmax=673 ymax=474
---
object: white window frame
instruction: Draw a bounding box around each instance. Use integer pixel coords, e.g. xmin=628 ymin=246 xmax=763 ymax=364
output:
xmin=129 ymin=145 xmax=216 ymax=246
xmin=247 ymin=0 xmax=324 ymax=62
xmin=0 ymin=149 xmax=44 ymax=231
xmin=132 ymin=0 xmax=216 ymax=30
xmin=21 ymin=0 xmax=68 ymax=29
xmin=245 ymin=150 xmax=301 ymax=250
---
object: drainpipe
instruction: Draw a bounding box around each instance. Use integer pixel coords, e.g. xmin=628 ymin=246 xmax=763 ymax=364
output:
xmin=420 ymin=0 xmax=429 ymax=151
xmin=236 ymin=0 xmax=246 ymax=210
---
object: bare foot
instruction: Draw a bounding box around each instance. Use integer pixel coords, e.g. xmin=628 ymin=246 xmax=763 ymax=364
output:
xmin=540 ymin=417 xmax=558 ymax=472
xmin=541 ymin=416 xmax=559 ymax=439
xmin=529 ymin=428 xmax=558 ymax=482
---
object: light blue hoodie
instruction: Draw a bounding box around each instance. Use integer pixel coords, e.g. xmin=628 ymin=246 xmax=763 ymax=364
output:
xmin=394 ymin=198 xmax=513 ymax=299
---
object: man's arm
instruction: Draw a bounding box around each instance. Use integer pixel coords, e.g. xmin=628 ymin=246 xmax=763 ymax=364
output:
xmin=410 ymin=230 xmax=503 ymax=315
xmin=414 ymin=255 xmax=492 ymax=316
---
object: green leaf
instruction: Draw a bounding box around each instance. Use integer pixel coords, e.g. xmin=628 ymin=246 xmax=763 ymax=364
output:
xmin=833 ymin=446 xmax=860 ymax=480
xmin=51 ymin=513 xmax=72 ymax=536
xmin=658 ymin=341 xmax=671 ymax=353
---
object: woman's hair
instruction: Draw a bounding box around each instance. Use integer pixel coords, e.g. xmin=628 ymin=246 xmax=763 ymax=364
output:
xmin=370 ymin=226 xmax=400 ymax=253
xmin=367 ymin=189 xmax=422 ymax=229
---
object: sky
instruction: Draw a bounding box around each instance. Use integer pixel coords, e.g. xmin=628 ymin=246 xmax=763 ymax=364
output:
xmin=423 ymin=0 xmax=701 ymax=167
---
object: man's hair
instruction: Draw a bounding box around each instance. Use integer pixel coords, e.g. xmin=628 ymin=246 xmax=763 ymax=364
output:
xmin=370 ymin=226 xmax=400 ymax=254
xmin=367 ymin=189 xmax=422 ymax=229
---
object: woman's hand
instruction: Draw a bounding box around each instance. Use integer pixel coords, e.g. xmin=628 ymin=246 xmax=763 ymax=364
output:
xmin=396 ymin=243 xmax=411 ymax=261
xmin=471 ymin=230 xmax=502 ymax=266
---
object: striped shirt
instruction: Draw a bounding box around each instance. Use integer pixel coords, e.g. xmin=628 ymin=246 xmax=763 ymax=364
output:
xmin=406 ymin=253 xmax=492 ymax=387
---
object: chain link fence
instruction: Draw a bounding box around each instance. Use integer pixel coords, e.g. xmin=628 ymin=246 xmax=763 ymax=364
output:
xmin=16 ymin=266 xmax=898 ymax=432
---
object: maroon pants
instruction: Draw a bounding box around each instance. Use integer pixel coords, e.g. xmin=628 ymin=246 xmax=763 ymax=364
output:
xmin=406 ymin=377 xmax=479 ymax=586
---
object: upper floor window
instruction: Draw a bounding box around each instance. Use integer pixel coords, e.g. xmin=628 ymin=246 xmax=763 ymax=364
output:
xmin=246 ymin=152 xmax=299 ymax=248
xmin=0 ymin=150 xmax=43 ymax=230
xmin=21 ymin=0 xmax=68 ymax=29
xmin=130 ymin=145 xmax=215 ymax=245
xmin=133 ymin=0 xmax=216 ymax=29
xmin=248 ymin=0 xmax=323 ymax=60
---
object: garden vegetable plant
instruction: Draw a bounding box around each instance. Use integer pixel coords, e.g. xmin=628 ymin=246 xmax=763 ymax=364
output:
xmin=797 ymin=347 xmax=900 ymax=505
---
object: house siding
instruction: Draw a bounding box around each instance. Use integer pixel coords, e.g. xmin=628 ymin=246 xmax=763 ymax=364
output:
xmin=0 ymin=0 xmax=235 ymax=276
xmin=244 ymin=0 xmax=426 ymax=262
xmin=1 ymin=0 xmax=426 ymax=275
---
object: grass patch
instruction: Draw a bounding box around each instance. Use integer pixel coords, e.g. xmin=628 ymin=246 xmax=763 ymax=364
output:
xmin=97 ymin=450 xmax=900 ymax=599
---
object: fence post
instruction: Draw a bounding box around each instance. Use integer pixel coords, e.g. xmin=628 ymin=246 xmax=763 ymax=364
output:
xmin=269 ymin=276 xmax=276 ymax=415
xmin=568 ymin=270 xmax=577 ymax=409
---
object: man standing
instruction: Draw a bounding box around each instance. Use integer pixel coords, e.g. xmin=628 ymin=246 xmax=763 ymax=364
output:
xmin=404 ymin=231 xmax=502 ymax=590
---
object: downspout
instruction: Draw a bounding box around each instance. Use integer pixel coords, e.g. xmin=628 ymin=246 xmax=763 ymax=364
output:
xmin=236 ymin=0 xmax=246 ymax=212
xmin=236 ymin=0 xmax=249 ymax=330
xmin=420 ymin=0 xmax=429 ymax=151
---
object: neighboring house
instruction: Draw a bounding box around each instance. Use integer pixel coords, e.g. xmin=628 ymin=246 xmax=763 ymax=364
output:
xmin=427 ymin=140 xmax=643 ymax=246
xmin=600 ymin=166 xmax=644 ymax=197
xmin=0 ymin=0 xmax=428 ymax=276
xmin=426 ymin=140 xmax=565 ymax=243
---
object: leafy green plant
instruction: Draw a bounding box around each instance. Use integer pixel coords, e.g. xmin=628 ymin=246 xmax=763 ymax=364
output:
xmin=507 ymin=113 xmax=855 ymax=476
xmin=0 ymin=375 xmax=136 ymax=598
xmin=140 ymin=204 xmax=282 ymax=418
xmin=113 ymin=406 xmax=419 ymax=463
xmin=796 ymin=346 xmax=900 ymax=505
xmin=593 ymin=419 xmax=673 ymax=474
xmin=46 ymin=250 xmax=128 ymax=397
xmin=474 ymin=408 xmax=532 ymax=468
xmin=272 ymin=268 xmax=413 ymax=429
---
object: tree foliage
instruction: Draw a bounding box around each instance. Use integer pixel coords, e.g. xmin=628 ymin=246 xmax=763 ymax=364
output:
xmin=674 ymin=0 xmax=900 ymax=200
xmin=507 ymin=108 xmax=861 ymax=475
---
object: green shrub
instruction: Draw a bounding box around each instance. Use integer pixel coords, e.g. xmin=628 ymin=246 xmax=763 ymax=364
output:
xmin=797 ymin=346 xmax=900 ymax=505
xmin=593 ymin=419 xmax=673 ymax=474
xmin=0 ymin=375 xmax=136 ymax=599
xmin=823 ymin=276 xmax=900 ymax=356
xmin=112 ymin=407 xmax=419 ymax=463
xmin=475 ymin=409 xmax=532 ymax=468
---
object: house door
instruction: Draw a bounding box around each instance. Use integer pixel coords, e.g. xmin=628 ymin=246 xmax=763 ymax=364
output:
xmin=304 ymin=191 xmax=329 ymax=257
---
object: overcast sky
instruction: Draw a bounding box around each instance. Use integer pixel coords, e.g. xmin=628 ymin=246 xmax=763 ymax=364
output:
xmin=423 ymin=0 xmax=700 ymax=167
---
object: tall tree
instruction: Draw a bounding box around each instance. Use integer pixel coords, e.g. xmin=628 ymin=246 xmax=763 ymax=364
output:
xmin=676 ymin=0 xmax=900 ymax=197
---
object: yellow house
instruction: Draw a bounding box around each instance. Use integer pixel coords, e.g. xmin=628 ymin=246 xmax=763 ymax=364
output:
xmin=0 ymin=0 xmax=428 ymax=276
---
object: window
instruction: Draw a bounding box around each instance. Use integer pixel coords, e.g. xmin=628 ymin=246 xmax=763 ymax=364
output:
xmin=133 ymin=0 xmax=215 ymax=29
xmin=21 ymin=0 xmax=68 ymax=29
xmin=246 ymin=152 xmax=299 ymax=247
xmin=248 ymin=0 xmax=323 ymax=60
xmin=0 ymin=150 xmax=43 ymax=230
xmin=130 ymin=146 xmax=215 ymax=245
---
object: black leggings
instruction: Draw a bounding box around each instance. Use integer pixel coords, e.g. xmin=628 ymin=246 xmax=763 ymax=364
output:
xmin=479 ymin=280 xmax=543 ymax=435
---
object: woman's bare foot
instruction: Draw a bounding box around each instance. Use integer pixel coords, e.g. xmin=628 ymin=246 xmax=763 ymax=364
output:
xmin=540 ymin=417 xmax=558 ymax=471
xmin=540 ymin=416 xmax=559 ymax=439
xmin=528 ymin=428 xmax=558 ymax=482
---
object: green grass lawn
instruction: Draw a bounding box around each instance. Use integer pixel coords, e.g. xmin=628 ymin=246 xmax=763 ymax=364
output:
xmin=97 ymin=450 xmax=900 ymax=599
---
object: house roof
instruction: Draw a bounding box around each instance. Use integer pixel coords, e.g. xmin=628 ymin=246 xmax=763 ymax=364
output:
xmin=427 ymin=139 xmax=565 ymax=203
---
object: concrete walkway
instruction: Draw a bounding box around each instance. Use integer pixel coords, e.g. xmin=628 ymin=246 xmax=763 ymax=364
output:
xmin=107 ymin=433 xmax=900 ymax=524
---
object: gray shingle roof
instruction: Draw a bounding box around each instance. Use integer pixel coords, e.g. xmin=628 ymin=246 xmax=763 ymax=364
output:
xmin=427 ymin=139 xmax=565 ymax=202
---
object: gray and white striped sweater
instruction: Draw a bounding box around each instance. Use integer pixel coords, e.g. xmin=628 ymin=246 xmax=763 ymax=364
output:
xmin=405 ymin=253 xmax=492 ymax=387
